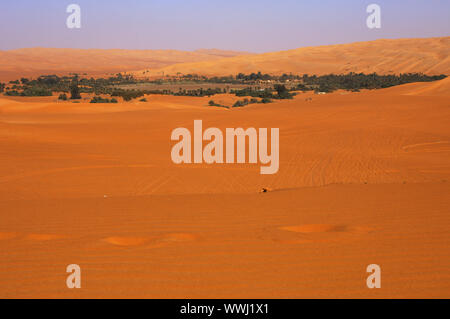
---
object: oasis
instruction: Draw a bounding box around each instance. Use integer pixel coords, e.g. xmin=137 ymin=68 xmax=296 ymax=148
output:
xmin=171 ymin=120 xmax=279 ymax=174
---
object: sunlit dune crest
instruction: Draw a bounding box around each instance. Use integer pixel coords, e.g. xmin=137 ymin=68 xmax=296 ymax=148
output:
xmin=132 ymin=37 xmax=450 ymax=77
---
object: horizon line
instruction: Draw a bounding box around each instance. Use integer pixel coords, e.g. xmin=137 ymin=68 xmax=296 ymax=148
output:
xmin=2 ymin=35 xmax=449 ymax=54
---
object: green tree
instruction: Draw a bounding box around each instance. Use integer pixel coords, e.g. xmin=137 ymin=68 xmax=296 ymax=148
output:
xmin=70 ymin=81 xmax=81 ymax=100
xmin=274 ymin=84 xmax=288 ymax=96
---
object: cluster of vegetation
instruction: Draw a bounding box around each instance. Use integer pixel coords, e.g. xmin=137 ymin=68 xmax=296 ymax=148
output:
xmin=232 ymin=84 xmax=295 ymax=100
xmin=233 ymin=87 xmax=273 ymax=98
xmin=235 ymin=72 xmax=300 ymax=82
xmin=1 ymin=72 xmax=446 ymax=105
xmin=178 ymin=72 xmax=299 ymax=84
xmin=173 ymin=87 xmax=224 ymax=97
xmin=298 ymin=73 xmax=447 ymax=93
xmin=208 ymin=97 xmax=272 ymax=109
xmin=233 ymin=97 xmax=272 ymax=107
xmin=90 ymin=96 xmax=118 ymax=103
xmin=108 ymin=86 xmax=225 ymax=101
xmin=111 ymin=89 xmax=145 ymax=101
xmin=4 ymin=87 xmax=52 ymax=97
xmin=0 ymin=74 xmax=136 ymax=98
xmin=3 ymin=75 xmax=80 ymax=97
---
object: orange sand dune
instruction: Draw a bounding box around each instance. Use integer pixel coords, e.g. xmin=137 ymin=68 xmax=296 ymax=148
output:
xmin=133 ymin=37 xmax=450 ymax=77
xmin=402 ymin=76 xmax=450 ymax=96
xmin=373 ymin=76 xmax=450 ymax=97
xmin=0 ymin=48 xmax=249 ymax=81
xmin=0 ymin=80 xmax=449 ymax=298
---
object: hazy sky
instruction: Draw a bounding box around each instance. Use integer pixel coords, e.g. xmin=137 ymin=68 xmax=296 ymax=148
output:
xmin=0 ymin=0 xmax=449 ymax=52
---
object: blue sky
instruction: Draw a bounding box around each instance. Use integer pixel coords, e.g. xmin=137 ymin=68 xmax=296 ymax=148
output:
xmin=0 ymin=0 xmax=449 ymax=52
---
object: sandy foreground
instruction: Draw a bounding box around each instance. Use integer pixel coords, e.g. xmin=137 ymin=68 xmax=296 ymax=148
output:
xmin=0 ymin=80 xmax=449 ymax=298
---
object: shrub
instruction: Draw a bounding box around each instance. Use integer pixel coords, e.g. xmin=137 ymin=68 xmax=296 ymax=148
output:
xmin=90 ymin=96 xmax=116 ymax=103
xmin=274 ymin=84 xmax=295 ymax=99
xmin=4 ymin=90 xmax=21 ymax=96
xmin=233 ymin=100 xmax=245 ymax=107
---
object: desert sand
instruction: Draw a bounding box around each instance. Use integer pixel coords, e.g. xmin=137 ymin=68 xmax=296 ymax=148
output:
xmin=0 ymin=75 xmax=449 ymax=298
xmin=133 ymin=37 xmax=450 ymax=77
xmin=0 ymin=48 xmax=249 ymax=81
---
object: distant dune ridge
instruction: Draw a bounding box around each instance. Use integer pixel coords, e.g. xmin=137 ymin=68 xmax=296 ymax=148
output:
xmin=0 ymin=48 xmax=250 ymax=81
xmin=134 ymin=37 xmax=450 ymax=77
xmin=0 ymin=37 xmax=448 ymax=82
